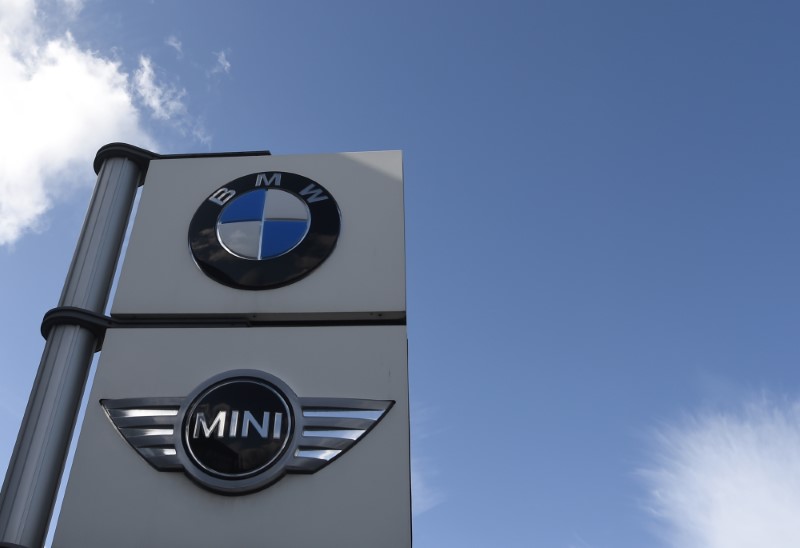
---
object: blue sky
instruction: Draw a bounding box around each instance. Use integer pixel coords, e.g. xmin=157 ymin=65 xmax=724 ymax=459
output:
xmin=2 ymin=1 xmax=800 ymax=546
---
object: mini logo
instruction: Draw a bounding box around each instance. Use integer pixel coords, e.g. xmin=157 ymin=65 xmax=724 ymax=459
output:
xmin=185 ymin=377 xmax=292 ymax=478
xmin=102 ymin=370 xmax=393 ymax=495
xmin=188 ymin=172 xmax=341 ymax=290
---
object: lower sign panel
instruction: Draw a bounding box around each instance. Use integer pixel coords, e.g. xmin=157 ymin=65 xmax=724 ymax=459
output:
xmin=54 ymin=326 xmax=410 ymax=548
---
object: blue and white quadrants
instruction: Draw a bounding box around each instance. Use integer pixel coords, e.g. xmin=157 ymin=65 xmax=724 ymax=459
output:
xmin=217 ymin=188 xmax=310 ymax=260
xmin=188 ymin=171 xmax=341 ymax=290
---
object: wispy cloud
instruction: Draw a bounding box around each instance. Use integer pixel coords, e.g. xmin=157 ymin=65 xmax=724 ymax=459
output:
xmin=210 ymin=50 xmax=230 ymax=75
xmin=133 ymin=55 xmax=209 ymax=144
xmin=134 ymin=56 xmax=187 ymax=120
xmin=57 ymin=0 xmax=83 ymax=18
xmin=411 ymin=403 xmax=444 ymax=516
xmin=411 ymin=457 xmax=444 ymax=516
xmin=641 ymin=395 xmax=800 ymax=547
xmin=566 ymin=535 xmax=597 ymax=548
xmin=165 ymin=35 xmax=182 ymax=58
xmin=0 ymin=0 xmax=153 ymax=245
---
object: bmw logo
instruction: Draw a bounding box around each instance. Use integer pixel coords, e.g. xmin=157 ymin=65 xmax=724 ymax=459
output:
xmin=188 ymin=171 xmax=341 ymax=289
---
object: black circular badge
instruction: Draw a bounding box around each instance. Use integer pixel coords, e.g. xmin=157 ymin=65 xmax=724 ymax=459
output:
xmin=183 ymin=376 xmax=293 ymax=479
xmin=188 ymin=171 xmax=340 ymax=290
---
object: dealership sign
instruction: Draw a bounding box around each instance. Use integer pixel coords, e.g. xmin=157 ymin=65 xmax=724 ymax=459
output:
xmin=49 ymin=149 xmax=409 ymax=548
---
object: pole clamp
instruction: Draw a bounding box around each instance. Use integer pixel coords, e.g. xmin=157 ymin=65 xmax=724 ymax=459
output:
xmin=40 ymin=307 xmax=114 ymax=352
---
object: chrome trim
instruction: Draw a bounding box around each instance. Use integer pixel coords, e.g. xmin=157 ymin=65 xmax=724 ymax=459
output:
xmin=109 ymin=408 xmax=179 ymax=418
xmin=122 ymin=428 xmax=175 ymax=437
xmin=100 ymin=374 xmax=396 ymax=494
xmin=100 ymin=398 xmax=182 ymax=471
xmin=286 ymin=397 xmax=394 ymax=474
xmin=302 ymin=409 xmax=384 ymax=420
xmin=295 ymin=449 xmax=341 ymax=461
xmin=140 ymin=447 xmax=177 ymax=457
xmin=301 ymin=429 xmax=365 ymax=440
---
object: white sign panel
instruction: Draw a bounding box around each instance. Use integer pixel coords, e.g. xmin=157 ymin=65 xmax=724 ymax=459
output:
xmin=54 ymin=327 xmax=410 ymax=547
xmin=112 ymin=151 xmax=405 ymax=319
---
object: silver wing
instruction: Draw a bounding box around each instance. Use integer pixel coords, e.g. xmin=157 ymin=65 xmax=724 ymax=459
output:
xmin=101 ymin=396 xmax=394 ymax=476
xmin=287 ymin=398 xmax=394 ymax=473
xmin=100 ymin=398 xmax=183 ymax=471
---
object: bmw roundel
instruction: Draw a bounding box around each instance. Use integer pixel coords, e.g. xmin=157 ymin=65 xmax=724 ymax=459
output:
xmin=189 ymin=172 xmax=341 ymax=290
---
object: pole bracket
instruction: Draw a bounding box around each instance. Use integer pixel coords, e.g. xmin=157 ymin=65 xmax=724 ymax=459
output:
xmin=40 ymin=307 xmax=113 ymax=352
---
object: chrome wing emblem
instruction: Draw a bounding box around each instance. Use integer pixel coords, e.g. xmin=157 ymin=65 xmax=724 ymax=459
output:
xmin=288 ymin=398 xmax=394 ymax=472
xmin=100 ymin=371 xmax=393 ymax=495
xmin=101 ymin=398 xmax=183 ymax=471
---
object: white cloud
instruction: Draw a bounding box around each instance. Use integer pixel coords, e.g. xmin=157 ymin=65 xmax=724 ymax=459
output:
xmin=410 ymin=403 xmax=444 ymax=516
xmin=134 ymin=55 xmax=209 ymax=145
xmin=134 ymin=55 xmax=186 ymax=121
xmin=0 ymin=0 xmax=36 ymax=45
xmin=0 ymin=0 xmax=218 ymax=245
xmin=641 ymin=396 xmax=800 ymax=548
xmin=57 ymin=0 xmax=82 ymax=17
xmin=211 ymin=50 xmax=230 ymax=75
xmin=165 ymin=35 xmax=182 ymax=57
xmin=411 ymin=457 xmax=444 ymax=516
xmin=0 ymin=0 xmax=153 ymax=245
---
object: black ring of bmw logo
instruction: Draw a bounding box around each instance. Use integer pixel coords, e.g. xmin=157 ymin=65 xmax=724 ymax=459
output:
xmin=188 ymin=172 xmax=341 ymax=290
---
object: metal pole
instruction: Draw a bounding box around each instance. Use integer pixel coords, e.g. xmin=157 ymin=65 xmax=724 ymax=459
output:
xmin=0 ymin=148 xmax=152 ymax=548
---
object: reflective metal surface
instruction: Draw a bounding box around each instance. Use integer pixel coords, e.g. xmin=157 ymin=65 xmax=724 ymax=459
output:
xmin=302 ymin=429 xmax=365 ymax=440
xmin=188 ymin=172 xmax=340 ymax=290
xmin=295 ymin=449 xmax=341 ymax=461
xmin=101 ymin=398 xmax=183 ymax=471
xmin=101 ymin=370 xmax=393 ymax=495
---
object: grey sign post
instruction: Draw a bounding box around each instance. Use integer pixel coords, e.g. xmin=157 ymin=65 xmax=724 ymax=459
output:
xmin=0 ymin=145 xmax=155 ymax=548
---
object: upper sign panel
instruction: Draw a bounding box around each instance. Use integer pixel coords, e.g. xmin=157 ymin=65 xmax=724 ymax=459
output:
xmin=112 ymin=151 xmax=405 ymax=319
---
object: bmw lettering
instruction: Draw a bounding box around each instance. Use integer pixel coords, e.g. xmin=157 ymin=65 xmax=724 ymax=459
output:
xmin=189 ymin=172 xmax=341 ymax=290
